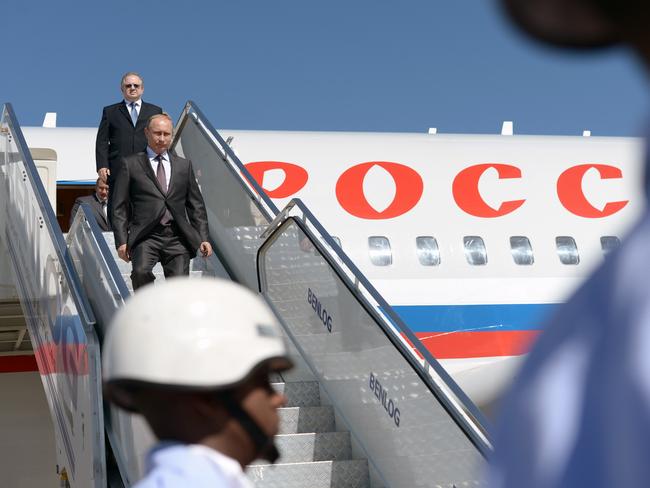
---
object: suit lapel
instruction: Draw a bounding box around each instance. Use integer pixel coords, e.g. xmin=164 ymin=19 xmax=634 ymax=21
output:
xmin=92 ymin=194 xmax=108 ymax=228
xmin=118 ymin=103 xmax=133 ymax=126
xmin=167 ymin=154 xmax=178 ymax=193
xmin=138 ymin=153 xmax=166 ymax=196
xmin=135 ymin=102 xmax=149 ymax=127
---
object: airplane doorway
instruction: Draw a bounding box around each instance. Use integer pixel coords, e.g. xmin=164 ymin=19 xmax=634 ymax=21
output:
xmin=57 ymin=185 xmax=95 ymax=232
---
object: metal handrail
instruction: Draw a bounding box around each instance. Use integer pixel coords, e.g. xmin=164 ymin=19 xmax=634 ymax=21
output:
xmin=75 ymin=203 xmax=131 ymax=303
xmin=259 ymin=198 xmax=492 ymax=455
xmin=67 ymin=204 xmax=132 ymax=485
xmin=1 ymin=103 xmax=96 ymax=326
xmin=172 ymin=101 xmax=280 ymax=222
xmin=170 ymin=101 xmax=491 ymax=452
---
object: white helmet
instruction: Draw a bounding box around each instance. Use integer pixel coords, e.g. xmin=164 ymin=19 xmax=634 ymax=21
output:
xmin=103 ymin=278 xmax=290 ymax=392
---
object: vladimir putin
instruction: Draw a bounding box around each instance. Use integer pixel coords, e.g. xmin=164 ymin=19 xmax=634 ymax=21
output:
xmin=111 ymin=114 xmax=212 ymax=290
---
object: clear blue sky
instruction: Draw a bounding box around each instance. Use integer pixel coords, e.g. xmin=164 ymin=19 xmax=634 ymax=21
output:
xmin=3 ymin=0 xmax=649 ymax=136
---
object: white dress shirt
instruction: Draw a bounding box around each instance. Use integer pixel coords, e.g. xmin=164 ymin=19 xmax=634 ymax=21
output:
xmin=147 ymin=147 xmax=171 ymax=189
xmin=124 ymin=98 xmax=141 ymax=117
xmin=134 ymin=442 xmax=254 ymax=488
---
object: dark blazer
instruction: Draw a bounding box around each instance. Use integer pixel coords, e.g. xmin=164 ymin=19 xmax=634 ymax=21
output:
xmin=111 ymin=152 xmax=209 ymax=252
xmin=95 ymin=101 xmax=163 ymax=173
xmin=70 ymin=194 xmax=111 ymax=231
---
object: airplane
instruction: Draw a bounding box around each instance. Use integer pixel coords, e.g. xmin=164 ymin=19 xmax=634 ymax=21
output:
xmin=16 ymin=115 xmax=647 ymax=410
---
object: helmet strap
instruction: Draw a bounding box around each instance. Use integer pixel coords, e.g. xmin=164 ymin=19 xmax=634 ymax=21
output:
xmin=223 ymin=395 xmax=280 ymax=464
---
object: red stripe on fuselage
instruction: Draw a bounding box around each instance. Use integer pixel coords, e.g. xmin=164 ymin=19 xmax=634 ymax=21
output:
xmin=0 ymin=354 xmax=39 ymax=373
xmin=32 ymin=343 xmax=89 ymax=375
xmin=412 ymin=330 xmax=540 ymax=359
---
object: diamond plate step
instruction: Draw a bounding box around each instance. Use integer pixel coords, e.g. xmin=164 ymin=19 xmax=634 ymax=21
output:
xmin=247 ymin=460 xmax=369 ymax=488
xmin=278 ymin=406 xmax=335 ymax=434
xmin=272 ymin=381 xmax=320 ymax=407
xmin=272 ymin=432 xmax=351 ymax=463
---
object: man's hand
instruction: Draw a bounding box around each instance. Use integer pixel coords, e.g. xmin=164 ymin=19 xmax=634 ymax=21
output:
xmin=199 ymin=242 xmax=213 ymax=257
xmin=117 ymin=244 xmax=130 ymax=263
xmin=98 ymin=167 xmax=110 ymax=182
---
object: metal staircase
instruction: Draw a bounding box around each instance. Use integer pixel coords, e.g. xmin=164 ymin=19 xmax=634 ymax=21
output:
xmin=1 ymin=101 xmax=491 ymax=488
xmin=250 ymin=377 xmax=370 ymax=488
xmin=97 ymin=229 xmax=371 ymax=486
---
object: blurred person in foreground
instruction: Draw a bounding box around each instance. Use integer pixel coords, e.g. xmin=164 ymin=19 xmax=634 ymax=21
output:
xmin=103 ymin=278 xmax=292 ymax=487
xmin=489 ymin=2 xmax=650 ymax=487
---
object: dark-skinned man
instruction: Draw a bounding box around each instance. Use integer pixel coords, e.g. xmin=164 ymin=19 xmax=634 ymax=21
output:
xmin=103 ymin=278 xmax=292 ymax=487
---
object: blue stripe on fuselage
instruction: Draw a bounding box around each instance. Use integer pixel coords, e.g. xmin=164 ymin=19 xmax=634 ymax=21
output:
xmin=392 ymin=303 xmax=559 ymax=333
xmin=57 ymin=180 xmax=95 ymax=185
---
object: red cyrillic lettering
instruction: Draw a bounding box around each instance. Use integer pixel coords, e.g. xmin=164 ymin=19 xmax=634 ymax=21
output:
xmin=335 ymin=162 xmax=423 ymax=219
xmin=452 ymin=163 xmax=525 ymax=217
xmin=557 ymin=164 xmax=628 ymax=218
xmin=244 ymin=161 xmax=308 ymax=198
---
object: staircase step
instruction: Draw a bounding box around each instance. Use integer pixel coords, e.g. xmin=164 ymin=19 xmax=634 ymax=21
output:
xmin=247 ymin=459 xmax=369 ymax=488
xmin=272 ymin=381 xmax=320 ymax=407
xmin=271 ymin=432 xmax=351 ymax=463
xmin=278 ymin=406 xmax=335 ymax=434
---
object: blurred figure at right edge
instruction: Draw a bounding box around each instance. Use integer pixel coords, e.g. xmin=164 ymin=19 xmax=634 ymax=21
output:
xmin=489 ymin=2 xmax=650 ymax=488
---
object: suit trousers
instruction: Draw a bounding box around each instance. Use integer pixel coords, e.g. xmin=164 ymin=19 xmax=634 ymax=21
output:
xmin=130 ymin=223 xmax=192 ymax=290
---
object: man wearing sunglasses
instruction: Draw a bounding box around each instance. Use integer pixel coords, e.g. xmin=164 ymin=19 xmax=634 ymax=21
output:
xmin=95 ymin=72 xmax=162 ymax=187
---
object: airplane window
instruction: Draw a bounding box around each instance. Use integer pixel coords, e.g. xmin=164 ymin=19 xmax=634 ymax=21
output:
xmin=463 ymin=236 xmax=487 ymax=265
xmin=510 ymin=236 xmax=534 ymax=265
xmin=416 ymin=236 xmax=441 ymax=266
xmin=331 ymin=236 xmax=342 ymax=249
xmin=556 ymin=236 xmax=579 ymax=265
xmin=600 ymin=236 xmax=620 ymax=257
xmin=368 ymin=236 xmax=392 ymax=266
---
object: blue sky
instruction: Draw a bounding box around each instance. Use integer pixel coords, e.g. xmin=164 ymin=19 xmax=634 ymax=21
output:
xmin=3 ymin=0 xmax=649 ymax=136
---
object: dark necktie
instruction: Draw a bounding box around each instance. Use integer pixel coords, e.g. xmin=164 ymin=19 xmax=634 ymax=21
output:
xmin=155 ymin=155 xmax=173 ymax=225
xmin=129 ymin=102 xmax=138 ymax=126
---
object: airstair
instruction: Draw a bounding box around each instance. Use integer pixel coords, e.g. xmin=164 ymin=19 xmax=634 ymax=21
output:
xmin=0 ymin=102 xmax=491 ymax=487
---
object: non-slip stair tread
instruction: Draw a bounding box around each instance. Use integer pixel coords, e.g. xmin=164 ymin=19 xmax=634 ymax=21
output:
xmin=247 ymin=459 xmax=369 ymax=488
xmin=271 ymin=432 xmax=351 ymax=463
xmin=278 ymin=406 xmax=335 ymax=434
xmin=272 ymin=381 xmax=320 ymax=407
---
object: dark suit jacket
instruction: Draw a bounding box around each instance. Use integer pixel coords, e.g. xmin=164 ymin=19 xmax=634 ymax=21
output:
xmin=95 ymin=101 xmax=163 ymax=173
xmin=111 ymin=152 xmax=209 ymax=252
xmin=70 ymin=194 xmax=111 ymax=231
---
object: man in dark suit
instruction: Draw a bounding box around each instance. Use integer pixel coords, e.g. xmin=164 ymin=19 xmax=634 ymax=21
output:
xmin=95 ymin=72 xmax=162 ymax=184
xmin=111 ymin=114 xmax=213 ymax=290
xmin=69 ymin=178 xmax=111 ymax=231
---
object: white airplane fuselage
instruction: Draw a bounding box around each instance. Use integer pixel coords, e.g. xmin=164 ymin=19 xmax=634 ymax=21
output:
xmin=21 ymin=126 xmax=647 ymax=406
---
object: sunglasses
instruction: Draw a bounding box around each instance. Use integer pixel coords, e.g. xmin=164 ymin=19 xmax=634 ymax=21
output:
xmin=123 ymin=83 xmax=141 ymax=89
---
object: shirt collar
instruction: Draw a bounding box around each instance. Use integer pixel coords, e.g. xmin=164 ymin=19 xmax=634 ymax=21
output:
xmin=124 ymin=99 xmax=141 ymax=108
xmin=146 ymin=147 xmax=169 ymax=161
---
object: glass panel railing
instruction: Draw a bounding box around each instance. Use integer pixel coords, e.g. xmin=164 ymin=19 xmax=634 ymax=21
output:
xmin=0 ymin=104 xmax=105 ymax=488
xmin=258 ymin=199 xmax=491 ymax=487
xmin=67 ymin=204 xmax=154 ymax=486
xmin=170 ymin=102 xmax=279 ymax=289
